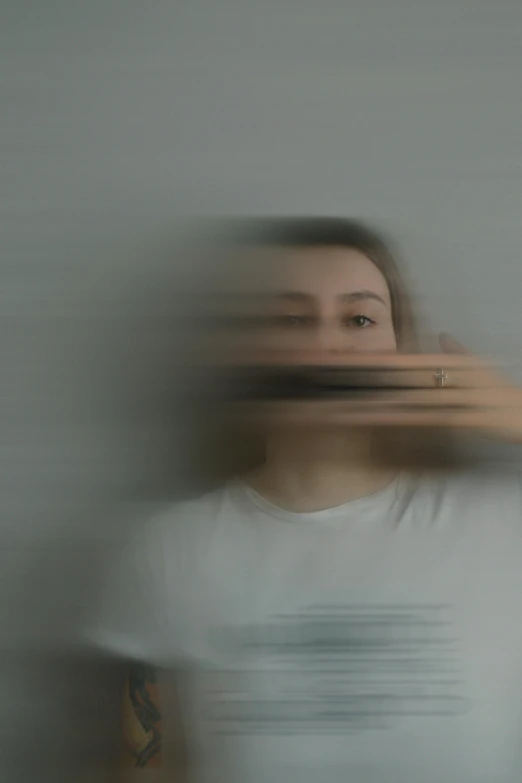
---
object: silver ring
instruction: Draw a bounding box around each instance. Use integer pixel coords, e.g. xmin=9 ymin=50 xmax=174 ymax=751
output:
xmin=434 ymin=368 xmax=448 ymax=387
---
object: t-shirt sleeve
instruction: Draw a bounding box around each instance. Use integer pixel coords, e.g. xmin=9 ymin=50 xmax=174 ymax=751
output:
xmin=84 ymin=518 xmax=179 ymax=665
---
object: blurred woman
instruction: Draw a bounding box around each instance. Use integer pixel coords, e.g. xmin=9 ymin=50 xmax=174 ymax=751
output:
xmin=89 ymin=218 xmax=522 ymax=783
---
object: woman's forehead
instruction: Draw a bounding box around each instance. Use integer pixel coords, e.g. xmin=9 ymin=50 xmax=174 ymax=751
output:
xmin=222 ymin=245 xmax=391 ymax=300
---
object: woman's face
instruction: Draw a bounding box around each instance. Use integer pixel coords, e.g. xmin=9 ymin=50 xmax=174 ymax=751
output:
xmin=221 ymin=245 xmax=398 ymax=365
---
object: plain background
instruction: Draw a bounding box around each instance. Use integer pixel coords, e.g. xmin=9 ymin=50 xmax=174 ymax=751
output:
xmin=2 ymin=0 xmax=522 ymax=779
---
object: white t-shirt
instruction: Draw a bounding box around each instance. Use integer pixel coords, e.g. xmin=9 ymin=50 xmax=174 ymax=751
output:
xmin=88 ymin=470 xmax=522 ymax=783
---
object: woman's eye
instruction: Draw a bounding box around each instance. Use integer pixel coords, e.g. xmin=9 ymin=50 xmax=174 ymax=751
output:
xmin=347 ymin=315 xmax=375 ymax=328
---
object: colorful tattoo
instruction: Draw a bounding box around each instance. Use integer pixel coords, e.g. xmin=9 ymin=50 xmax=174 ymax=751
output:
xmin=128 ymin=664 xmax=162 ymax=768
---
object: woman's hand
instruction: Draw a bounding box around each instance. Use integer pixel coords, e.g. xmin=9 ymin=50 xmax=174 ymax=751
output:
xmin=236 ymin=339 xmax=522 ymax=443
xmin=435 ymin=332 xmax=522 ymax=444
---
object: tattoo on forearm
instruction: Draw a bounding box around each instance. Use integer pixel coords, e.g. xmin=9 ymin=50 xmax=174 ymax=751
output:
xmin=128 ymin=664 xmax=162 ymax=768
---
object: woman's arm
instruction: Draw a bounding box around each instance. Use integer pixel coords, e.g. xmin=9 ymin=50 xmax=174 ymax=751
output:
xmin=119 ymin=663 xmax=186 ymax=783
xmin=123 ymin=664 xmax=162 ymax=769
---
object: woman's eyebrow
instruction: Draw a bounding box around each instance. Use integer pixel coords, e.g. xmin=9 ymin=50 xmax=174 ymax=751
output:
xmin=243 ymin=290 xmax=388 ymax=307
xmin=338 ymin=290 xmax=388 ymax=307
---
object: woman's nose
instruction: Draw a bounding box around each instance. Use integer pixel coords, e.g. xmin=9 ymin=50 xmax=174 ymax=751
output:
xmin=307 ymin=322 xmax=354 ymax=360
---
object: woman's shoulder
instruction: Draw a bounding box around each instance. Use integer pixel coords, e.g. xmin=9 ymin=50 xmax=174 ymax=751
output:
xmin=412 ymin=466 xmax=522 ymax=495
xmin=133 ymin=483 xmax=234 ymax=547
xmin=404 ymin=467 xmax=522 ymax=530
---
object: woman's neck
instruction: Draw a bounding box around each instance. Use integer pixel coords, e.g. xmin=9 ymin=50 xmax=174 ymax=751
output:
xmin=243 ymin=429 xmax=397 ymax=513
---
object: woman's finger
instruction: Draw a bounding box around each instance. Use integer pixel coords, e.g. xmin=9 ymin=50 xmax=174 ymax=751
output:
xmin=438 ymin=334 xmax=511 ymax=390
xmin=439 ymin=332 xmax=469 ymax=355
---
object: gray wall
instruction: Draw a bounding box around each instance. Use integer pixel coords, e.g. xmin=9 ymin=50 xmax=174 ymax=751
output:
xmin=2 ymin=0 xmax=522 ymax=779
